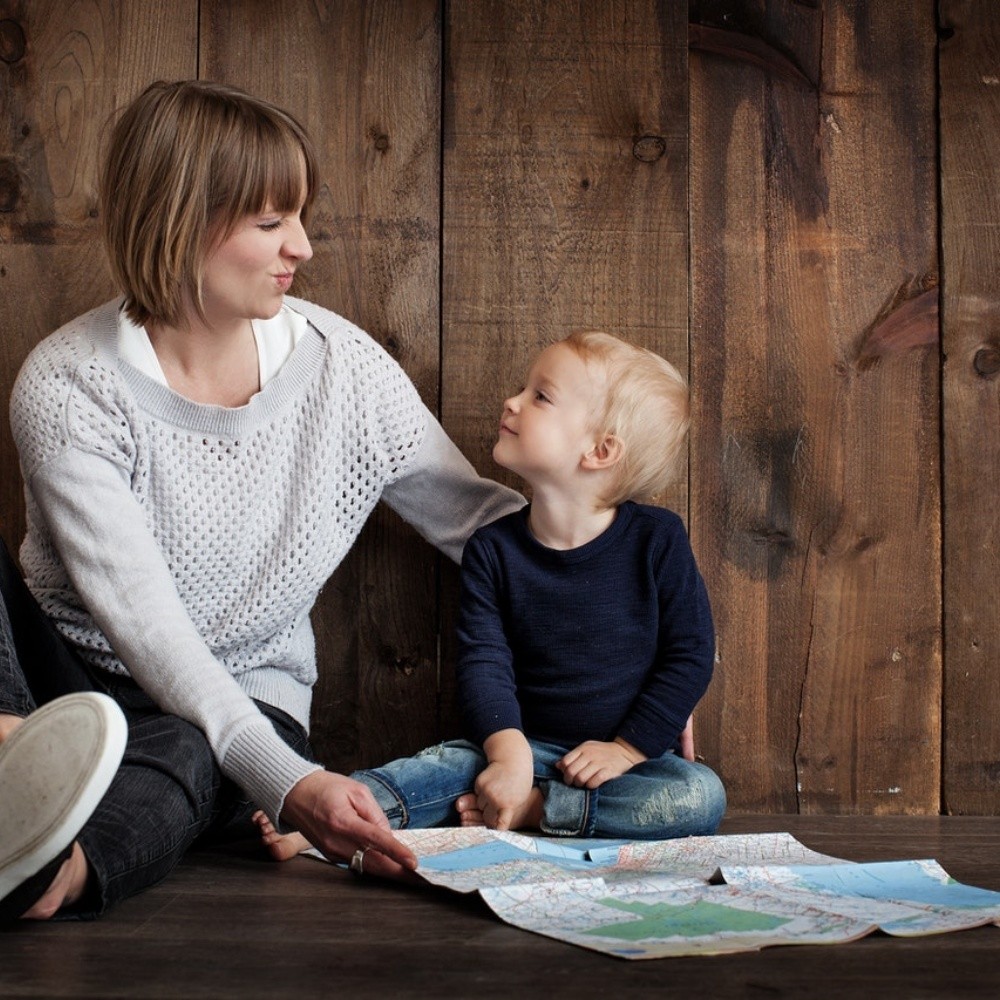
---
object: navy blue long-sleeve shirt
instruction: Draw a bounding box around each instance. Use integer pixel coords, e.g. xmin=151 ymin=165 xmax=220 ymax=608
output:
xmin=456 ymin=502 xmax=715 ymax=759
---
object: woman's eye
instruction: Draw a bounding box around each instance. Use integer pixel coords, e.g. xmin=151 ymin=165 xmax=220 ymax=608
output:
xmin=259 ymin=220 xmax=282 ymax=232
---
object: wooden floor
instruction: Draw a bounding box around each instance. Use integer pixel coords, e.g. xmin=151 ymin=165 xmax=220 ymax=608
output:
xmin=1 ymin=815 xmax=998 ymax=998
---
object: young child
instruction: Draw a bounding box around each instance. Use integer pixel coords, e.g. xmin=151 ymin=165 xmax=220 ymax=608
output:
xmin=256 ymin=331 xmax=724 ymax=861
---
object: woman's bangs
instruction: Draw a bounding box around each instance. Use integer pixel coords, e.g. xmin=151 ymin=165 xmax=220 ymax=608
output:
xmin=214 ymin=122 xmax=315 ymax=233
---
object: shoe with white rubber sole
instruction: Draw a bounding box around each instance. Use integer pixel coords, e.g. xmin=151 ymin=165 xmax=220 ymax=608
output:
xmin=0 ymin=692 xmax=127 ymax=922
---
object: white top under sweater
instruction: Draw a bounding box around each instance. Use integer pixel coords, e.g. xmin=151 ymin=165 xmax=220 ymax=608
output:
xmin=117 ymin=303 xmax=308 ymax=388
xmin=9 ymin=296 xmax=524 ymax=823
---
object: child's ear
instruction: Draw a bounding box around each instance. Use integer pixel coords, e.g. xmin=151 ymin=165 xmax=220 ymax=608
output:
xmin=581 ymin=434 xmax=623 ymax=470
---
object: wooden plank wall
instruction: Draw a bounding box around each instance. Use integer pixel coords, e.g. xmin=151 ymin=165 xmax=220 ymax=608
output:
xmin=690 ymin=1 xmax=941 ymax=814
xmin=940 ymin=0 xmax=1000 ymax=816
xmin=0 ymin=0 xmax=996 ymax=816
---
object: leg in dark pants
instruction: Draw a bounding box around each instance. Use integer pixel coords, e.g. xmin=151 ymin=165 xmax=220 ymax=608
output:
xmin=0 ymin=538 xmax=315 ymax=918
xmin=0 ymin=538 xmax=96 ymax=717
xmin=75 ymin=688 xmax=314 ymax=918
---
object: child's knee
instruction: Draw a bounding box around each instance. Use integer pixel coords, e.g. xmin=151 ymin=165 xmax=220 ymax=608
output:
xmin=634 ymin=765 xmax=726 ymax=837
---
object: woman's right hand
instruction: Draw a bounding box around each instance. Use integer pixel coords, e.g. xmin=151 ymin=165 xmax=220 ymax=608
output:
xmin=280 ymin=769 xmax=418 ymax=879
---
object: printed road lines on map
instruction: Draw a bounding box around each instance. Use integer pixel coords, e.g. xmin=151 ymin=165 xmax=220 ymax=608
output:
xmin=307 ymin=828 xmax=1000 ymax=959
xmin=722 ymin=860 xmax=1000 ymax=936
xmin=479 ymin=880 xmax=876 ymax=959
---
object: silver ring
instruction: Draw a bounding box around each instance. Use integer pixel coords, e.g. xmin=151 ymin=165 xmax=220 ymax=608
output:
xmin=349 ymin=848 xmax=367 ymax=876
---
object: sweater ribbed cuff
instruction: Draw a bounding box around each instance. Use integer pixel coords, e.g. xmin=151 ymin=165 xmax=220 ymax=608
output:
xmin=221 ymin=721 xmax=323 ymax=826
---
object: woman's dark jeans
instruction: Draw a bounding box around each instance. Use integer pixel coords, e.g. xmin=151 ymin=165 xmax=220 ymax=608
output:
xmin=0 ymin=538 xmax=315 ymax=918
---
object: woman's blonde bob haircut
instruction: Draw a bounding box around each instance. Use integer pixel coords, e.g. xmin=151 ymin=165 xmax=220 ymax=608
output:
xmin=562 ymin=331 xmax=690 ymax=507
xmin=101 ymin=79 xmax=319 ymax=328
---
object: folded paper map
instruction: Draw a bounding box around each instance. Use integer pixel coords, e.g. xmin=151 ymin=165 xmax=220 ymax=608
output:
xmin=308 ymin=828 xmax=1000 ymax=960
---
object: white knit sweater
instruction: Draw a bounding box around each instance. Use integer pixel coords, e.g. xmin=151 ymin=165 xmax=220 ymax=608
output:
xmin=9 ymin=296 xmax=523 ymax=822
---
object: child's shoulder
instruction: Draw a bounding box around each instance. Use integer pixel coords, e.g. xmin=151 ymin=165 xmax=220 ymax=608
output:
xmin=470 ymin=506 xmax=527 ymax=544
xmin=624 ymin=500 xmax=686 ymax=534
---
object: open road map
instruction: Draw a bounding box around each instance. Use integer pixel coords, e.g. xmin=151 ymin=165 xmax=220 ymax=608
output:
xmin=385 ymin=828 xmax=1000 ymax=959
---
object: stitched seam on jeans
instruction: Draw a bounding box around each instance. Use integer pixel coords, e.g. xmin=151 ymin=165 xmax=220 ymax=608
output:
xmin=354 ymin=769 xmax=410 ymax=827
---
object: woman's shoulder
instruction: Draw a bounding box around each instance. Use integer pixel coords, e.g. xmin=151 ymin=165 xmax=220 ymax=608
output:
xmin=15 ymin=299 xmax=121 ymax=392
xmin=285 ymin=296 xmax=373 ymax=348
xmin=10 ymin=299 xmax=133 ymax=474
xmin=285 ymin=296 xmax=408 ymax=372
xmin=286 ymin=296 xmax=425 ymax=412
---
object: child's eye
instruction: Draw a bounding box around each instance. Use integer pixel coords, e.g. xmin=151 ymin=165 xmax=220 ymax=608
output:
xmin=258 ymin=220 xmax=282 ymax=232
xmin=534 ymin=390 xmax=550 ymax=403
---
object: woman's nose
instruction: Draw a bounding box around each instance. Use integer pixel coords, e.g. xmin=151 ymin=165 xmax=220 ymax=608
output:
xmin=284 ymin=218 xmax=313 ymax=262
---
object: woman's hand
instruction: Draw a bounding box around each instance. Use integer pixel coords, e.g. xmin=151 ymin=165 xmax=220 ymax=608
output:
xmin=557 ymin=737 xmax=647 ymax=789
xmin=280 ymin=769 xmax=418 ymax=879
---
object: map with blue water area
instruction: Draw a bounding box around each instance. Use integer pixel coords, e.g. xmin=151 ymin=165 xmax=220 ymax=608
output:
xmin=306 ymin=828 xmax=1000 ymax=959
xmin=393 ymin=829 xmax=1000 ymax=959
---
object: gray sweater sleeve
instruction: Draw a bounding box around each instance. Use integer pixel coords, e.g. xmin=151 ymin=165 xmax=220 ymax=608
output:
xmin=381 ymin=411 xmax=525 ymax=564
xmin=26 ymin=450 xmax=321 ymax=822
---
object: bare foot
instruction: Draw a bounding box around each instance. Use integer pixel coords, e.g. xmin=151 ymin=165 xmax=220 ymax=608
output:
xmin=0 ymin=713 xmax=25 ymax=744
xmin=455 ymin=794 xmax=485 ymax=826
xmin=252 ymin=809 xmax=312 ymax=861
xmin=455 ymin=788 xmax=544 ymax=831
xmin=21 ymin=842 xmax=89 ymax=920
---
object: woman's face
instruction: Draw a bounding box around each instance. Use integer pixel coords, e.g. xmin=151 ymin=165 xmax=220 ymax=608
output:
xmin=198 ymin=200 xmax=313 ymax=329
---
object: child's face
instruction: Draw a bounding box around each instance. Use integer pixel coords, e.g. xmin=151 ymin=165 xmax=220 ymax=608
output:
xmin=493 ymin=342 xmax=607 ymax=488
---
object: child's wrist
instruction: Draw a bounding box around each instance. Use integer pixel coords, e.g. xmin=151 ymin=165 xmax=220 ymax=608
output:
xmin=484 ymin=728 xmax=532 ymax=765
xmin=613 ymin=736 xmax=647 ymax=764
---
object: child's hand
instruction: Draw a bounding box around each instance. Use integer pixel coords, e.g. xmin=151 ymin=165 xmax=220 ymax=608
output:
xmin=474 ymin=758 xmax=535 ymax=830
xmin=557 ymin=738 xmax=647 ymax=789
xmin=679 ymin=714 xmax=695 ymax=762
xmin=476 ymin=730 xmax=535 ymax=830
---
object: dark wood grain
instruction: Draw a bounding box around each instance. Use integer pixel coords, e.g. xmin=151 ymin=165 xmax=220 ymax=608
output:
xmin=1 ymin=816 xmax=997 ymax=998
xmin=939 ymin=1 xmax=1000 ymax=815
xmin=0 ymin=0 xmax=196 ymax=556
xmin=440 ymin=0 xmax=690 ymax=730
xmin=689 ymin=1 xmax=941 ymax=814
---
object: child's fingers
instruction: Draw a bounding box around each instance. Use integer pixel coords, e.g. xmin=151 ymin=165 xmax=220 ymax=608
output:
xmin=559 ymin=753 xmax=591 ymax=784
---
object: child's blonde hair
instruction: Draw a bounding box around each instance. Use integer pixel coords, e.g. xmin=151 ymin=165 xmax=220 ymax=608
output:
xmin=101 ymin=80 xmax=318 ymax=328
xmin=562 ymin=330 xmax=689 ymax=506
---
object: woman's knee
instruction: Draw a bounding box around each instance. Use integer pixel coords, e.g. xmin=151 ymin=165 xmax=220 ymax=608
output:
xmin=119 ymin=711 xmax=220 ymax=809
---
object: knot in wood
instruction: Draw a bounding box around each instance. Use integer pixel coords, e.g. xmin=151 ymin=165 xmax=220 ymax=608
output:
xmin=973 ymin=346 xmax=1000 ymax=378
xmin=632 ymin=135 xmax=666 ymax=163
xmin=373 ymin=133 xmax=390 ymax=153
xmin=0 ymin=19 xmax=26 ymax=63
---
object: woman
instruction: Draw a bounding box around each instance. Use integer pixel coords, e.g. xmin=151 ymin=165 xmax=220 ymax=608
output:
xmin=0 ymin=79 xmax=522 ymax=921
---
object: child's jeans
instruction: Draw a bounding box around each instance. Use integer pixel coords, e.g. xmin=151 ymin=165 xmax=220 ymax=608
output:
xmin=352 ymin=738 xmax=726 ymax=840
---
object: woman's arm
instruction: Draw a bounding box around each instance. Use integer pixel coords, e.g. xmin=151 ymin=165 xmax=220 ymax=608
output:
xmin=27 ymin=450 xmax=320 ymax=822
xmin=380 ymin=413 xmax=525 ymax=564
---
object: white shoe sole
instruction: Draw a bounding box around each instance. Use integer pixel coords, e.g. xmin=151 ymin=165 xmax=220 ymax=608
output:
xmin=0 ymin=692 xmax=128 ymax=902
